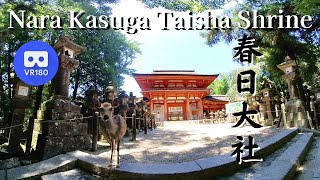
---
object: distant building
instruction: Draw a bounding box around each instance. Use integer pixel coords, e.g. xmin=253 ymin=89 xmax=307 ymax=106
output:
xmin=133 ymin=70 xmax=229 ymax=121
xmin=203 ymin=95 xmax=229 ymax=114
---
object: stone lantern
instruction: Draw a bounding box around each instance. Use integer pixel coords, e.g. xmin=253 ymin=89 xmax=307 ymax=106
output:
xmin=8 ymin=80 xmax=31 ymax=155
xmin=129 ymin=92 xmax=137 ymax=140
xmin=252 ymin=95 xmax=261 ymax=116
xmin=277 ymin=56 xmax=308 ymax=128
xmin=261 ymin=88 xmax=273 ymax=126
xmin=128 ymin=92 xmax=136 ymax=109
xmin=247 ymin=95 xmax=259 ymax=111
xmin=85 ymin=89 xmax=101 ymax=112
xmin=36 ymin=37 xmax=90 ymax=160
xmin=105 ymin=81 xmax=116 ymax=104
xmin=53 ymin=37 xmax=86 ymax=97
xmin=118 ymin=91 xmax=129 ymax=116
xmin=141 ymin=97 xmax=147 ymax=111
xmin=85 ymin=89 xmax=101 ymax=134
xmin=259 ymin=101 xmax=267 ymax=124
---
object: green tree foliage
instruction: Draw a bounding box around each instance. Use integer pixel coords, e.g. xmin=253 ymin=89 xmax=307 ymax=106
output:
xmin=0 ymin=0 xmax=140 ymax=123
xmin=138 ymin=0 xmax=229 ymax=12
xmin=208 ymin=73 xmax=230 ymax=95
xmin=205 ymin=1 xmax=319 ymax=92
xmin=139 ymin=0 xmax=320 ymax=93
xmin=208 ymin=63 xmax=265 ymax=101
xmin=217 ymin=63 xmax=264 ymax=102
xmin=293 ymin=0 xmax=320 ymax=15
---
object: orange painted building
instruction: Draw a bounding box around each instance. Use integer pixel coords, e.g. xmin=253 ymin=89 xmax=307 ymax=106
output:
xmin=133 ymin=70 xmax=228 ymax=121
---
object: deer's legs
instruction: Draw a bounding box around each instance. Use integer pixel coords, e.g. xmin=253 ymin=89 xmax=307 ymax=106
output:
xmin=116 ymin=139 xmax=120 ymax=167
xmin=109 ymin=139 xmax=115 ymax=167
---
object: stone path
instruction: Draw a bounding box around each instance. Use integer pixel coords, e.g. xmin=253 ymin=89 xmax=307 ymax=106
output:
xmin=1 ymin=124 xmax=297 ymax=180
xmin=86 ymin=121 xmax=284 ymax=164
xmin=296 ymin=137 xmax=320 ymax=179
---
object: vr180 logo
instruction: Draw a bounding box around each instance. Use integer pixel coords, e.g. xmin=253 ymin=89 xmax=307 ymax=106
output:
xmin=24 ymin=51 xmax=48 ymax=67
xmin=14 ymin=41 xmax=58 ymax=86
xmin=24 ymin=51 xmax=49 ymax=76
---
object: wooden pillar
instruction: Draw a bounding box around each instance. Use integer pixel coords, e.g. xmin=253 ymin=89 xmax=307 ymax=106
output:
xmin=199 ymin=99 xmax=203 ymax=119
xmin=150 ymin=114 xmax=153 ymax=131
xmin=163 ymin=93 xmax=168 ymax=121
xmin=184 ymin=101 xmax=187 ymax=120
xmin=164 ymin=97 xmax=168 ymax=121
xmin=150 ymin=100 xmax=154 ymax=112
xmin=186 ymin=93 xmax=190 ymax=120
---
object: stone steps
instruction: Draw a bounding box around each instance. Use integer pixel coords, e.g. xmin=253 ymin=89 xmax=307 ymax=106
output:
xmin=40 ymin=169 xmax=103 ymax=180
xmin=1 ymin=128 xmax=313 ymax=180
xmin=74 ymin=128 xmax=299 ymax=179
xmin=226 ymin=132 xmax=313 ymax=180
xmin=295 ymin=137 xmax=320 ymax=179
xmin=1 ymin=154 xmax=77 ymax=180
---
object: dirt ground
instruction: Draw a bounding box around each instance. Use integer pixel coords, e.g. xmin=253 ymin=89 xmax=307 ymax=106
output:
xmin=87 ymin=121 xmax=284 ymax=164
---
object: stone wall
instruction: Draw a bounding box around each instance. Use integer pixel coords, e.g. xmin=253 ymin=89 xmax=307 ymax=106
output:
xmin=36 ymin=96 xmax=90 ymax=160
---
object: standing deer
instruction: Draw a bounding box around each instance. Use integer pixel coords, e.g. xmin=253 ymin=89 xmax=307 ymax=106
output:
xmin=99 ymin=102 xmax=127 ymax=167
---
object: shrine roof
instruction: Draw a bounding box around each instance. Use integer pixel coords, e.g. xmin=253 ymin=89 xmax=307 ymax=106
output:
xmin=133 ymin=70 xmax=219 ymax=90
xmin=152 ymin=70 xmax=196 ymax=74
xmin=133 ymin=70 xmax=218 ymax=77
xmin=204 ymin=95 xmax=229 ymax=102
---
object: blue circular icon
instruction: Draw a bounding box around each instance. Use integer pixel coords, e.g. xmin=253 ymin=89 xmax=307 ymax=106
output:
xmin=14 ymin=41 xmax=59 ymax=86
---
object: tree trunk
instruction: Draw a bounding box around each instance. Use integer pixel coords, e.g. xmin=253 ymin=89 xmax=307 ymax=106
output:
xmin=72 ymin=68 xmax=81 ymax=100
xmin=7 ymin=45 xmax=12 ymax=99
xmin=6 ymin=45 xmax=12 ymax=126
xmin=294 ymin=59 xmax=311 ymax=114
xmin=296 ymin=76 xmax=310 ymax=111
xmin=0 ymin=57 xmax=4 ymax=94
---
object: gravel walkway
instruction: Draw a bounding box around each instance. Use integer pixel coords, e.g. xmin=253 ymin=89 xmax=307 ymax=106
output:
xmin=87 ymin=121 xmax=285 ymax=164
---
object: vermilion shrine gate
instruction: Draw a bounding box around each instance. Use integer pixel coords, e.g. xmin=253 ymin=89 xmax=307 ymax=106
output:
xmin=133 ymin=70 xmax=228 ymax=121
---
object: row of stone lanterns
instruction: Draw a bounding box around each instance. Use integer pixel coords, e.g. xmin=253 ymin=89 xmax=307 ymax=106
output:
xmin=104 ymin=82 xmax=153 ymax=137
xmin=247 ymin=77 xmax=291 ymax=127
xmin=277 ymin=56 xmax=310 ymax=128
xmin=249 ymin=56 xmax=320 ymax=129
xmin=104 ymin=82 xmax=149 ymax=116
xmin=86 ymin=81 xmax=151 ymax=144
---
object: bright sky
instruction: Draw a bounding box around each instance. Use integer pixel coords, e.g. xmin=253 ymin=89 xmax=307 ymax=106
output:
xmin=110 ymin=0 xmax=242 ymax=97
